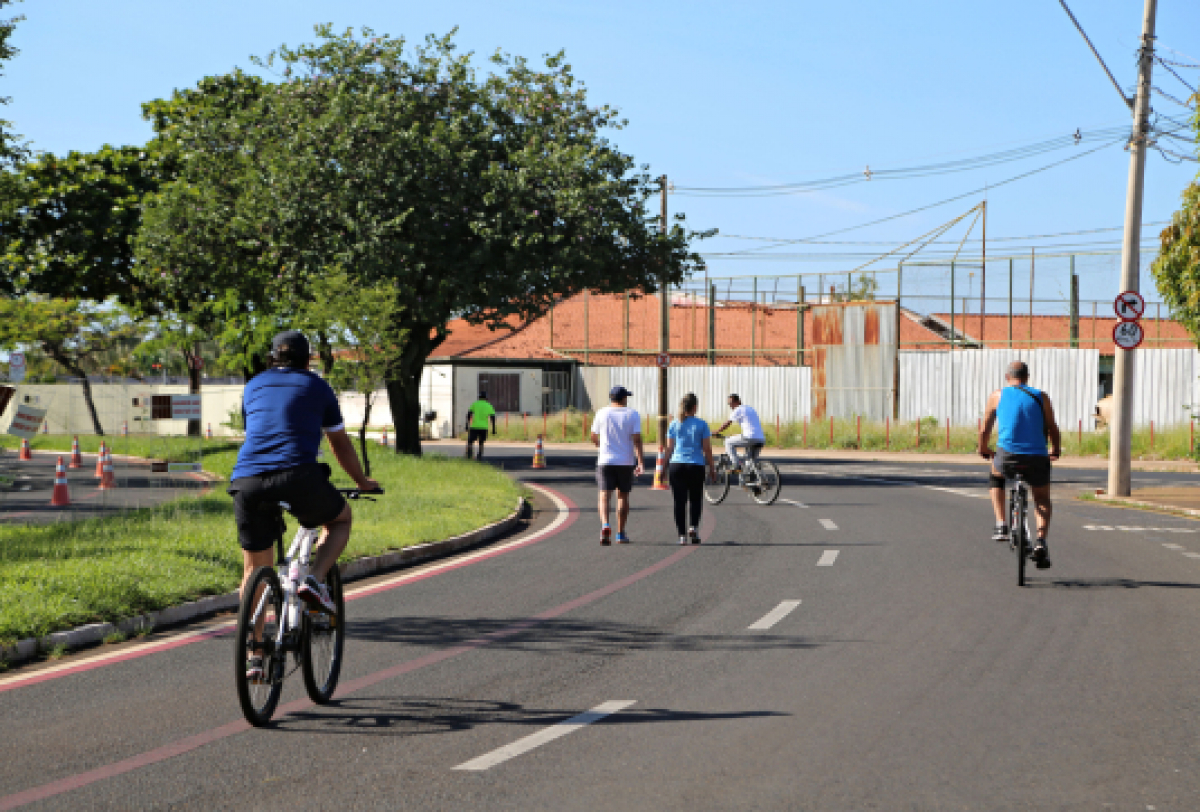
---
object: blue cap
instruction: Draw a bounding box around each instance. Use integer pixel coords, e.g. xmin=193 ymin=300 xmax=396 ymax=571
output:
xmin=609 ymin=385 xmax=633 ymax=400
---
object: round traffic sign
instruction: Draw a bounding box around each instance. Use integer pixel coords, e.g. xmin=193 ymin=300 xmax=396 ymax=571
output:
xmin=655 ymin=353 xmax=671 ymax=369
xmin=1114 ymin=291 xmax=1146 ymax=322
xmin=9 ymin=352 xmax=25 ymax=370
xmin=1113 ymin=320 xmax=1144 ymax=350
xmin=189 ymin=355 xmax=204 ymax=371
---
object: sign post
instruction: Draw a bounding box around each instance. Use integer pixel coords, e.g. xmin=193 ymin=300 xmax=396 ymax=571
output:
xmin=8 ymin=352 xmax=26 ymax=384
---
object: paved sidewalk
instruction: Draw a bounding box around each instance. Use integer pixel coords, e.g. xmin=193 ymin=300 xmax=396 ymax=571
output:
xmin=1092 ymin=486 xmax=1200 ymax=518
xmin=421 ymin=439 xmax=1197 ymax=473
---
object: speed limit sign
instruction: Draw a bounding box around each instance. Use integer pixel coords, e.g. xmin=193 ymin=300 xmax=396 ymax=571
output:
xmin=1113 ymin=320 xmax=1144 ymax=350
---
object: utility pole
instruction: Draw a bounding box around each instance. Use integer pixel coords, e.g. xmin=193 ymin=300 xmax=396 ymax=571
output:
xmin=1108 ymin=0 xmax=1157 ymax=497
xmin=658 ymin=175 xmax=670 ymax=450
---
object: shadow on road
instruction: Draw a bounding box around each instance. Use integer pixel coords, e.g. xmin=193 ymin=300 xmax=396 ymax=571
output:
xmin=276 ymin=695 xmax=788 ymax=736
xmin=347 ymin=614 xmax=839 ymax=657
xmin=1029 ymin=577 xmax=1200 ymax=590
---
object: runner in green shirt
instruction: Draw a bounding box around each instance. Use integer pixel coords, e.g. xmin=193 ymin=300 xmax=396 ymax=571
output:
xmin=465 ymin=392 xmax=498 ymax=460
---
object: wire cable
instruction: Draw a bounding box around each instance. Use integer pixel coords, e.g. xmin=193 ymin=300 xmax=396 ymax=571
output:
xmin=709 ymin=137 xmax=1126 ymax=257
xmin=1054 ymin=0 xmax=1133 ymax=108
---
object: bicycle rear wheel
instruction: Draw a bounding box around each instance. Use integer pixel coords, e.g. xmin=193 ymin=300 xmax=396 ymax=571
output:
xmin=235 ymin=566 xmax=284 ymax=727
xmin=302 ymin=565 xmax=346 ymax=704
xmin=1011 ymin=491 xmax=1028 ymax=587
xmin=750 ymin=460 xmax=782 ymax=505
xmin=704 ymin=460 xmax=731 ymax=504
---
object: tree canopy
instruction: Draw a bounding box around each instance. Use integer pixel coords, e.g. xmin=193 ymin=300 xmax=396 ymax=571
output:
xmin=136 ymin=27 xmax=710 ymax=452
xmin=0 ymin=0 xmax=26 ymax=169
xmin=1152 ymin=107 xmax=1200 ymax=344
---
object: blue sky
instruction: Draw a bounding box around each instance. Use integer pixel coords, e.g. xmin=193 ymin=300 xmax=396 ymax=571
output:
xmin=7 ymin=0 xmax=1199 ymax=308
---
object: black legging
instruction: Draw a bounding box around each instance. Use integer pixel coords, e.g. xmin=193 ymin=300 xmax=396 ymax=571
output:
xmin=668 ymin=463 xmax=706 ymax=536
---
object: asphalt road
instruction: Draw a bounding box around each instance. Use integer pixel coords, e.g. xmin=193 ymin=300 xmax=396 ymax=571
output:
xmin=0 ymin=451 xmax=209 ymax=524
xmin=3 ymin=448 xmax=1200 ymax=810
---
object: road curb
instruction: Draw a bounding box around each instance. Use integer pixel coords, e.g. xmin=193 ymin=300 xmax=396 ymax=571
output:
xmin=1085 ymin=494 xmax=1200 ymax=519
xmin=0 ymin=496 xmax=529 ymax=667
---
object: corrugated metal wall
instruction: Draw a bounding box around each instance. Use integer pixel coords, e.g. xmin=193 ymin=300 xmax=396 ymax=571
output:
xmin=898 ymin=349 xmax=1099 ymax=427
xmin=576 ymin=366 xmax=813 ymax=423
xmin=1131 ymin=349 xmax=1198 ymax=426
xmin=810 ymin=303 xmax=897 ymax=421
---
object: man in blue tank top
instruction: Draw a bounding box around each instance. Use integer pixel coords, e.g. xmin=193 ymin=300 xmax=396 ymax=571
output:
xmin=978 ymin=361 xmax=1062 ymax=568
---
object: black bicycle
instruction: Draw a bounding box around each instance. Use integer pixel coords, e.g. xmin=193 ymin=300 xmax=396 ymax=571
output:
xmin=235 ymin=487 xmax=382 ymax=727
xmin=1006 ymin=470 xmax=1033 ymax=587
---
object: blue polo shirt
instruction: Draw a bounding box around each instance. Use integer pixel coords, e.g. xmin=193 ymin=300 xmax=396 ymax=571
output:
xmin=231 ymin=368 xmax=345 ymax=480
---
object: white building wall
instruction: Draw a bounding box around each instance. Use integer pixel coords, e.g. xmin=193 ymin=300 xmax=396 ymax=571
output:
xmin=1 ymin=383 xmax=245 ymax=437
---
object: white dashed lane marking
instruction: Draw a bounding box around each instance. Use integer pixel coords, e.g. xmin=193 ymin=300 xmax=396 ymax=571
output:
xmin=817 ymin=550 xmax=840 ymax=567
xmin=1162 ymin=543 xmax=1185 ymax=550
xmin=454 ymin=700 xmax=637 ymax=771
xmin=819 ymin=519 xmax=838 ymax=530
xmin=780 ymin=498 xmax=809 ymax=509
xmin=1083 ymin=525 xmax=1197 ymax=533
xmin=748 ymin=600 xmax=802 ymax=631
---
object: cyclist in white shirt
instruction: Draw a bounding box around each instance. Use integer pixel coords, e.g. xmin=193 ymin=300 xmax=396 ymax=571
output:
xmin=714 ymin=394 xmax=765 ymax=473
xmin=590 ymin=385 xmax=645 ymax=545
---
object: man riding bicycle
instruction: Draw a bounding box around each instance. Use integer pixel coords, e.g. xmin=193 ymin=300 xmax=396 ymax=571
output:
xmin=714 ymin=394 xmax=765 ymax=476
xmin=228 ymin=331 xmax=380 ymax=636
xmin=978 ymin=360 xmax=1061 ymax=568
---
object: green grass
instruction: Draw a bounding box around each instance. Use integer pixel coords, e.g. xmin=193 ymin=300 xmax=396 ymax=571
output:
xmin=468 ymin=410 xmax=1199 ymax=462
xmin=0 ymin=442 xmax=521 ymax=646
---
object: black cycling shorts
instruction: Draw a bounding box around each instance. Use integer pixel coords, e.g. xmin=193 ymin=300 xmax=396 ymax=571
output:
xmin=228 ymin=463 xmax=347 ymax=552
xmin=467 ymin=428 xmax=489 ymax=444
xmin=990 ymin=449 xmax=1051 ymax=489
xmin=596 ymin=464 xmax=636 ymax=493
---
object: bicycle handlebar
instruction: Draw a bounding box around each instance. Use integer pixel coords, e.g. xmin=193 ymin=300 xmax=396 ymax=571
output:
xmin=339 ymin=488 xmax=385 ymax=500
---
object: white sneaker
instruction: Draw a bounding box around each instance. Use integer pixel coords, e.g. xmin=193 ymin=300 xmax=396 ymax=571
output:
xmin=298 ymin=575 xmax=337 ymax=614
xmin=678 ymin=536 xmax=687 ymax=545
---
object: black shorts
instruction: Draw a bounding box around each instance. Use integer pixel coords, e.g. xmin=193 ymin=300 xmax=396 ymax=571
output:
xmin=228 ymin=463 xmax=347 ymax=552
xmin=467 ymin=428 xmax=489 ymax=444
xmin=596 ymin=464 xmax=636 ymax=493
xmin=990 ymin=449 xmax=1051 ymax=489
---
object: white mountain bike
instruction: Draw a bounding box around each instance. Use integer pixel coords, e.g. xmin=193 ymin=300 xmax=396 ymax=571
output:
xmin=705 ymin=436 xmax=782 ymax=506
xmin=235 ymin=487 xmax=382 ymax=727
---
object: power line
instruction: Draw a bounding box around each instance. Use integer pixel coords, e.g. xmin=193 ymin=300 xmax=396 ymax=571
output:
xmin=712 ymin=137 xmax=1126 ymax=257
xmin=673 ymin=127 xmax=1129 ymax=197
xmin=1054 ymin=0 xmax=1133 ymax=108
xmin=710 ymin=222 xmax=1169 ymax=246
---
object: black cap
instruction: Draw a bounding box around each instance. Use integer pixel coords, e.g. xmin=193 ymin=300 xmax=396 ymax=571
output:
xmin=271 ymin=330 xmax=310 ymax=367
xmin=609 ymin=385 xmax=633 ymax=400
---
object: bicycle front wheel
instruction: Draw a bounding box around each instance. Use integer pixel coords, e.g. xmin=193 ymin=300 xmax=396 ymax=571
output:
xmin=1011 ymin=492 xmax=1028 ymax=588
xmin=302 ymin=565 xmax=346 ymax=704
xmin=750 ymin=460 xmax=782 ymax=505
xmin=235 ymin=566 xmax=284 ymax=727
xmin=704 ymin=463 xmax=731 ymax=505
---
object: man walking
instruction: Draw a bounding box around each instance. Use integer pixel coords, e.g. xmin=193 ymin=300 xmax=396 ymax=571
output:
xmin=978 ymin=361 xmax=1061 ymax=568
xmin=590 ymin=385 xmax=645 ymax=545
xmin=465 ymin=391 xmax=497 ymax=460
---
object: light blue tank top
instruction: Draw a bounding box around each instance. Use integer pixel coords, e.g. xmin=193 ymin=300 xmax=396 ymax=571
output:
xmin=997 ymin=385 xmax=1048 ymax=456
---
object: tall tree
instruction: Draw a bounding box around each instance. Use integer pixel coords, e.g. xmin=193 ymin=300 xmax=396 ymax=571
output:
xmin=1151 ymin=106 xmax=1200 ymax=343
xmin=301 ymin=269 xmax=404 ymax=475
xmin=137 ymin=27 xmax=710 ymax=454
xmin=0 ymin=297 xmax=142 ymax=434
xmin=0 ymin=0 xmax=27 ymax=169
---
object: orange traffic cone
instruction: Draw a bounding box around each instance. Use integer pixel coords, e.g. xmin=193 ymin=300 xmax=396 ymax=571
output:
xmin=651 ymin=447 xmax=669 ymax=490
xmin=18 ymin=437 xmax=32 ymax=461
xmin=532 ymin=435 xmax=546 ymax=469
xmin=95 ymin=441 xmax=108 ymax=477
xmin=69 ymin=436 xmax=82 ymax=468
xmin=50 ymin=456 xmax=71 ymax=506
xmin=98 ymin=448 xmax=115 ymax=490
xmin=381 ymin=428 xmax=389 ymax=447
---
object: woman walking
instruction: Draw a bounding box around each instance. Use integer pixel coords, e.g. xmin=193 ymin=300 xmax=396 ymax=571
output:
xmin=665 ymin=393 xmax=716 ymax=545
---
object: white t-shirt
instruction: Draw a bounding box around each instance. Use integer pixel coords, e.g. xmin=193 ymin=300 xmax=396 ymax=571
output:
xmin=591 ymin=406 xmax=642 ymax=466
xmin=729 ymin=404 xmax=765 ymax=441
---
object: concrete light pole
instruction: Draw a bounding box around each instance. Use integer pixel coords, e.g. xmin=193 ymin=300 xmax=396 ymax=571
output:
xmin=1107 ymin=0 xmax=1157 ymax=497
xmin=658 ymin=175 xmax=670 ymax=449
